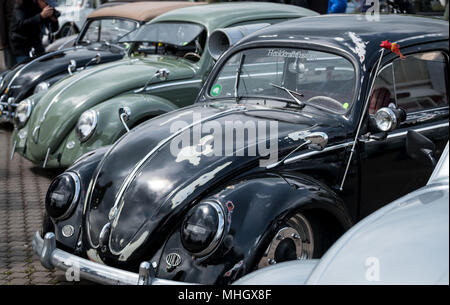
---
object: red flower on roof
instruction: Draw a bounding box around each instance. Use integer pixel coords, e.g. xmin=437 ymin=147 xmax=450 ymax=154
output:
xmin=380 ymin=40 xmax=405 ymax=59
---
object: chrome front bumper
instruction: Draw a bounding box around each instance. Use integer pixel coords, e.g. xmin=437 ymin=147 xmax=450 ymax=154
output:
xmin=0 ymin=94 xmax=17 ymax=119
xmin=32 ymin=231 xmax=193 ymax=285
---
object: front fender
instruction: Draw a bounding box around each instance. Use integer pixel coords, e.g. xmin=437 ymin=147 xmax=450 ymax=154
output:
xmin=43 ymin=146 xmax=110 ymax=250
xmin=156 ymin=172 xmax=352 ymax=284
xmin=58 ymin=93 xmax=179 ymax=168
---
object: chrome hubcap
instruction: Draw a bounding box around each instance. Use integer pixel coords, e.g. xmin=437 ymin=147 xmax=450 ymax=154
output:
xmin=258 ymin=213 xmax=314 ymax=269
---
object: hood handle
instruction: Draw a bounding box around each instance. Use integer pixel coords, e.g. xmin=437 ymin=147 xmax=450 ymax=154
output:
xmin=140 ymin=69 xmax=170 ymax=93
xmin=119 ymin=107 xmax=131 ymax=133
xmin=68 ymin=60 xmax=77 ymax=75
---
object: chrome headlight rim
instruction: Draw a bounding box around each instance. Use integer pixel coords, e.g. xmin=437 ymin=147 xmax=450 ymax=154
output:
xmin=180 ymin=200 xmax=225 ymax=257
xmin=13 ymin=99 xmax=33 ymax=129
xmin=374 ymin=107 xmax=397 ymax=132
xmin=33 ymin=81 xmax=50 ymax=94
xmin=45 ymin=172 xmax=81 ymax=221
xmin=76 ymin=109 xmax=98 ymax=143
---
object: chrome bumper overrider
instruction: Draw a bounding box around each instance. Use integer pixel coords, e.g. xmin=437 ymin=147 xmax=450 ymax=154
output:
xmin=32 ymin=231 xmax=194 ymax=285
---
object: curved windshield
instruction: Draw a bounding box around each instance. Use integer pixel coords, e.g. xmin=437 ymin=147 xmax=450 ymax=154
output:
xmin=78 ymin=18 xmax=138 ymax=45
xmin=209 ymin=48 xmax=356 ymax=114
xmin=119 ymin=22 xmax=206 ymax=62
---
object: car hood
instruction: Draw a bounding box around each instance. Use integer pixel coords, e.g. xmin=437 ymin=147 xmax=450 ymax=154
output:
xmin=26 ymin=56 xmax=196 ymax=161
xmin=84 ymin=101 xmax=346 ymax=262
xmin=2 ymin=45 xmax=123 ymax=101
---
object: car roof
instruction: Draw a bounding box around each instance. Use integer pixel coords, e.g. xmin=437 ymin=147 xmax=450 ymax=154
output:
xmin=239 ymin=14 xmax=449 ymax=65
xmin=149 ymin=2 xmax=318 ymax=31
xmin=87 ymin=1 xmax=202 ymax=22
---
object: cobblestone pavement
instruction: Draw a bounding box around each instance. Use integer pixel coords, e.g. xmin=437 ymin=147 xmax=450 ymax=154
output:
xmin=0 ymin=124 xmax=89 ymax=285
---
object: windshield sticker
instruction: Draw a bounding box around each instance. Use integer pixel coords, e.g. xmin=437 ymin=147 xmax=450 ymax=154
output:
xmin=267 ymin=49 xmax=317 ymax=60
xmin=211 ymin=84 xmax=222 ymax=96
xmin=343 ymin=102 xmax=349 ymax=110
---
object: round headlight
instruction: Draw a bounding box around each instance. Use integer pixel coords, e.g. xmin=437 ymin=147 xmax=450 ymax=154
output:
xmin=180 ymin=201 xmax=225 ymax=256
xmin=374 ymin=107 xmax=397 ymax=132
xmin=76 ymin=109 xmax=98 ymax=142
xmin=13 ymin=99 xmax=32 ymax=129
xmin=45 ymin=172 xmax=80 ymax=220
xmin=33 ymin=81 xmax=50 ymax=94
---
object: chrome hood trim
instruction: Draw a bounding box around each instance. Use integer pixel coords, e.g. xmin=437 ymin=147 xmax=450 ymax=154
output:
xmin=84 ymin=105 xmax=247 ymax=251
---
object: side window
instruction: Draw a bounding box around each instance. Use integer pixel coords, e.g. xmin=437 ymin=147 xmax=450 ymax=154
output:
xmin=393 ymin=52 xmax=448 ymax=112
xmin=369 ymin=51 xmax=448 ymax=114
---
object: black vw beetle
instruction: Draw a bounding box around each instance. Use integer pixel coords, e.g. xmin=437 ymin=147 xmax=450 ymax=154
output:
xmin=0 ymin=1 xmax=195 ymax=122
xmin=33 ymin=15 xmax=449 ymax=285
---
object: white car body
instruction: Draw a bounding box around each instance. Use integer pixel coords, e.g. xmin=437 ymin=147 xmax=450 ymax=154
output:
xmin=55 ymin=0 xmax=103 ymax=36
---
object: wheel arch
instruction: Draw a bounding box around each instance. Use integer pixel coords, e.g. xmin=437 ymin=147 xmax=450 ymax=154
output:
xmin=193 ymin=172 xmax=353 ymax=283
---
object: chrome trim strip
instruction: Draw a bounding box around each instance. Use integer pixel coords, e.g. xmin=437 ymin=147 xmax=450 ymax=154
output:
xmin=10 ymin=140 xmax=16 ymax=160
xmin=406 ymin=106 xmax=449 ymax=116
xmin=137 ymin=79 xmax=202 ymax=93
xmin=32 ymin=232 xmax=196 ymax=285
xmin=284 ymin=122 xmax=449 ymax=164
xmin=43 ymin=147 xmax=51 ymax=168
xmin=362 ymin=122 xmax=450 ymax=143
xmin=7 ymin=49 xmax=68 ymax=89
xmin=39 ymin=60 xmax=127 ymax=124
xmin=106 ymin=106 xmax=246 ymax=255
xmin=284 ymin=141 xmax=354 ymax=165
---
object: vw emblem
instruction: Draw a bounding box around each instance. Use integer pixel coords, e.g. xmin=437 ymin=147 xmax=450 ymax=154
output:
xmin=166 ymin=253 xmax=182 ymax=271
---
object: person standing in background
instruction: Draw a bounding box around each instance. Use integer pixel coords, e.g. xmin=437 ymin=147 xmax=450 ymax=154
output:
xmin=327 ymin=0 xmax=347 ymax=13
xmin=0 ymin=0 xmax=15 ymax=71
xmin=9 ymin=0 xmax=59 ymax=64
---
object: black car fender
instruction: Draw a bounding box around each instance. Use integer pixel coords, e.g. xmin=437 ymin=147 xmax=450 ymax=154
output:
xmin=42 ymin=146 xmax=110 ymax=251
xmin=157 ymin=172 xmax=352 ymax=284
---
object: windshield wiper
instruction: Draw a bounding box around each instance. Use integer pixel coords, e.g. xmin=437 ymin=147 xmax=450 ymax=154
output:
xmin=270 ymin=83 xmax=305 ymax=109
xmin=235 ymin=54 xmax=246 ymax=104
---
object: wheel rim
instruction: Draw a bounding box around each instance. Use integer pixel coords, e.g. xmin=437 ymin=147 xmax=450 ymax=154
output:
xmin=257 ymin=213 xmax=314 ymax=269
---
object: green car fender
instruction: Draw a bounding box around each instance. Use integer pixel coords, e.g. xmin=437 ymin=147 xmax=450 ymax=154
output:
xmin=58 ymin=93 xmax=179 ymax=167
xmin=10 ymin=91 xmax=46 ymax=155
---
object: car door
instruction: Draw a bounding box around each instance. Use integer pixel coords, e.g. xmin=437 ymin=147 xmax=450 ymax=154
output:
xmin=359 ymin=46 xmax=449 ymax=218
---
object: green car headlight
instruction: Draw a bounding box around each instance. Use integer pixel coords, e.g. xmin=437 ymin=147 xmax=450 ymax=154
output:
xmin=14 ymin=99 xmax=32 ymax=129
xmin=76 ymin=109 xmax=98 ymax=142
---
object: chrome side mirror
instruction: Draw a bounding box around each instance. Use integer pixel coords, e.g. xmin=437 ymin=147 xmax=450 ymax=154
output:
xmin=68 ymin=60 xmax=77 ymax=75
xmin=374 ymin=106 xmax=406 ymax=132
xmin=119 ymin=107 xmax=131 ymax=132
xmin=304 ymin=132 xmax=328 ymax=151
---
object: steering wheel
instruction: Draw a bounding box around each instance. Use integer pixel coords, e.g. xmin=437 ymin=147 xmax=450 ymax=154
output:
xmin=183 ymin=52 xmax=201 ymax=61
xmin=306 ymin=96 xmax=346 ymax=111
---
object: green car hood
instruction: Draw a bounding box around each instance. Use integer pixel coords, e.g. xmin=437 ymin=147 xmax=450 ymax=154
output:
xmin=25 ymin=56 xmax=196 ymax=161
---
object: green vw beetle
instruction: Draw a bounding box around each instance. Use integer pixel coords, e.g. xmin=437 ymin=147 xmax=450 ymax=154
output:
xmin=11 ymin=2 xmax=317 ymax=168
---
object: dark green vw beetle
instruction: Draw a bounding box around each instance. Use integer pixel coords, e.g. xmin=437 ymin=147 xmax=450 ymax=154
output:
xmin=11 ymin=2 xmax=317 ymax=168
